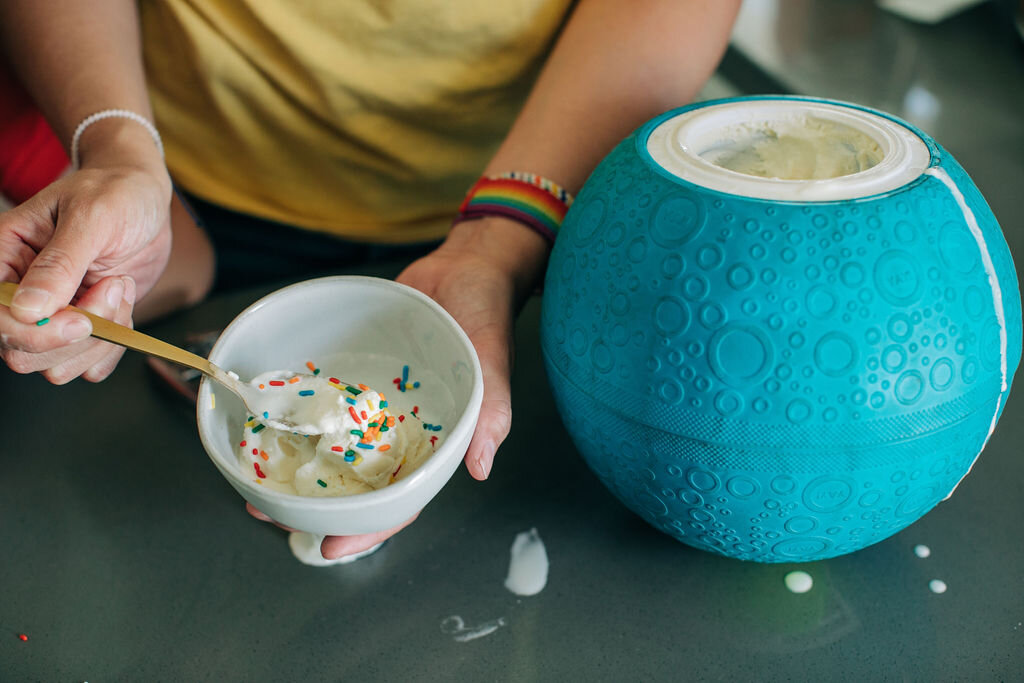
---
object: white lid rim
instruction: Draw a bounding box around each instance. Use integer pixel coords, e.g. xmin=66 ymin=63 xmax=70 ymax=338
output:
xmin=641 ymin=98 xmax=935 ymax=203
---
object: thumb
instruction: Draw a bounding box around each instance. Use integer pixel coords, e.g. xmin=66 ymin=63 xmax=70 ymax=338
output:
xmin=464 ymin=329 xmax=514 ymax=481
xmin=8 ymin=210 xmax=103 ymax=323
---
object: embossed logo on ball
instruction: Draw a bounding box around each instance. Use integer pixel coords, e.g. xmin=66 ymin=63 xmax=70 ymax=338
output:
xmin=541 ymin=96 xmax=1022 ymax=562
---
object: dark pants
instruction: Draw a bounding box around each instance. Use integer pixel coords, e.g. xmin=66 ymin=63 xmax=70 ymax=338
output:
xmin=180 ymin=192 xmax=441 ymax=292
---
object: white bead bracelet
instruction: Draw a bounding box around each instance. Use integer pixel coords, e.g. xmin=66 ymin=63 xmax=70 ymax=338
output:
xmin=69 ymin=109 xmax=164 ymax=169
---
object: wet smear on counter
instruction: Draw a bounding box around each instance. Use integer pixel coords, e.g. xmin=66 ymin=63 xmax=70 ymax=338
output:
xmin=440 ymin=615 xmax=507 ymax=642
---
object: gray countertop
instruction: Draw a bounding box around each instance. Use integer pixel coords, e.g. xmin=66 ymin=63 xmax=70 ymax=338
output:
xmin=3 ymin=2 xmax=1022 ymax=680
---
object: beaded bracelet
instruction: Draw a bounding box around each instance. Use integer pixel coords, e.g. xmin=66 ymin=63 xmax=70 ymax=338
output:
xmin=453 ymin=171 xmax=574 ymax=244
xmin=69 ymin=109 xmax=164 ymax=169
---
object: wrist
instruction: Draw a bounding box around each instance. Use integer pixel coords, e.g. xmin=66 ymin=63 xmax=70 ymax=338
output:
xmin=443 ymin=217 xmax=551 ymax=299
xmin=76 ymin=117 xmax=167 ymax=180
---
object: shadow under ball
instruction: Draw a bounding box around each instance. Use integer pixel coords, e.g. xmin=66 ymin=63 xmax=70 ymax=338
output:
xmin=540 ymin=96 xmax=1022 ymax=562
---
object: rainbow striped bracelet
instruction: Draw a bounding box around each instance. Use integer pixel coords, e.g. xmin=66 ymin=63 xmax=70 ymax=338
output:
xmin=453 ymin=172 xmax=574 ymax=243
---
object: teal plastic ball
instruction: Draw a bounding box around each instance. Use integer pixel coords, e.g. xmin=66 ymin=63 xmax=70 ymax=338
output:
xmin=540 ymin=96 xmax=1021 ymax=562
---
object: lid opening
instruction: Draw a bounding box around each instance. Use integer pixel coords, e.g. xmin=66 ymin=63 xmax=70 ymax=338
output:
xmin=646 ymin=99 xmax=931 ymax=202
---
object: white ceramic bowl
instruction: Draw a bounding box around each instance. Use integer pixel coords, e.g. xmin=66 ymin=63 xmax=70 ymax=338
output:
xmin=196 ymin=276 xmax=483 ymax=536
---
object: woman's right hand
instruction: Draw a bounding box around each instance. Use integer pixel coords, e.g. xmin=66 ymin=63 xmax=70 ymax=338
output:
xmin=0 ymin=121 xmax=174 ymax=384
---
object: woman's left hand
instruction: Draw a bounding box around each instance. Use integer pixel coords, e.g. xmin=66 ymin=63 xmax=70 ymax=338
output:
xmin=247 ymin=217 xmax=549 ymax=559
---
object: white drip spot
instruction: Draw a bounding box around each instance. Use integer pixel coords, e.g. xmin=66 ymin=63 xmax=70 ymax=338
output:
xmin=914 ymin=544 xmax=931 ymax=558
xmin=929 ymin=579 xmax=948 ymax=594
xmin=784 ymin=571 xmax=814 ymax=594
xmin=504 ymin=528 xmax=549 ymax=596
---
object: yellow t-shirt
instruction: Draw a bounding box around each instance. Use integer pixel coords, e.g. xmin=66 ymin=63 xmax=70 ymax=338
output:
xmin=140 ymin=0 xmax=572 ymax=243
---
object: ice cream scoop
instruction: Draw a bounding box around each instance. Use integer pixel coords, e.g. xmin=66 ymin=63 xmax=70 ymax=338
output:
xmin=0 ymin=281 xmax=342 ymax=434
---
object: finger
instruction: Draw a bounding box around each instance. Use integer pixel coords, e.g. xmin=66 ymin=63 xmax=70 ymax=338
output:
xmin=8 ymin=203 xmax=106 ymax=324
xmin=0 ymin=305 xmax=92 ymax=356
xmin=38 ymin=277 xmax=126 ymax=384
xmin=0 ymin=231 xmax=39 ymax=283
xmin=320 ymin=513 xmax=420 ymax=559
xmin=0 ymin=195 xmax=55 ymax=283
xmin=1 ymin=334 xmax=94 ymax=377
xmin=83 ymin=276 xmax=135 ymax=382
xmin=244 ymin=502 xmax=300 ymax=532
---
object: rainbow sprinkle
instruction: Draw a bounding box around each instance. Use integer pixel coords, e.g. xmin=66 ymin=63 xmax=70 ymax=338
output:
xmin=393 ymin=365 xmax=421 ymax=392
xmin=316 ymin=479 xmax=327 ymax=488
xmin=356 ymin=442 xmax=374 ymax=449
xmin=345 ymin=397 xmax=357 ymax=405
xmin=251 ymin=423 xmax=265 ymax=433
xmin=35 ymin=317 xmax=49 ymax=326
xmin=298 ymin=390 xmax=315 ymax=396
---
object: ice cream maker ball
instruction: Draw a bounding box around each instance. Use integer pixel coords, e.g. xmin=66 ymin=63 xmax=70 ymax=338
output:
xmin=540 ymin=96 xmax=1021 ymax=562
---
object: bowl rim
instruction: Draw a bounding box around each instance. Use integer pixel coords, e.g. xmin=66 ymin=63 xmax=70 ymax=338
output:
xmin=196 ymin=275 xmax=484 ymax=509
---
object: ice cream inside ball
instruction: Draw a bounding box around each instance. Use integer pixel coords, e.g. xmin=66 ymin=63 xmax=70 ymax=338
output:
xmin=699 ymin=116 xmax=883 ymax=180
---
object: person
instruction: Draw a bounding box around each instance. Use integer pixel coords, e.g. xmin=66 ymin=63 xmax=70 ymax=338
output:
xmin=0 ymin=0 xmax=740 ymax=558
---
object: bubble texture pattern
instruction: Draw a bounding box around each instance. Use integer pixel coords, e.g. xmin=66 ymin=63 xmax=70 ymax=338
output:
xmin=540 ymin=97 xmax=1022 ymax=562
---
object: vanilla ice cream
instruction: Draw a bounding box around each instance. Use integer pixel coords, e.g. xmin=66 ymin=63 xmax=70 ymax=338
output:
xmin=701 ymin=116 xmax=883 ymax=180
xmin=237 ymin=374 xmax=435 ymax=496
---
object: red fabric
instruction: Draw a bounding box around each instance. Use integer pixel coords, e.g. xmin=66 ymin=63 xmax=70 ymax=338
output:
xmin=0 ymin=63 xmax=69 ymax=204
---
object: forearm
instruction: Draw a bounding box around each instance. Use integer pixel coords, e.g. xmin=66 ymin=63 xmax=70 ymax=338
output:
xmin=0 ymin=0 xmax=163 ymax=172
xmin=461 ymin=0 xmax=738 ymax=295
xmin=486 ymin=0 xmax=740 ymax=191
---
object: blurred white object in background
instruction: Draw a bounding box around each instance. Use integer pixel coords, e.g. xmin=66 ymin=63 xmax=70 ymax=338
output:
xmin=878 ymin=0 xmax=988 ymax=24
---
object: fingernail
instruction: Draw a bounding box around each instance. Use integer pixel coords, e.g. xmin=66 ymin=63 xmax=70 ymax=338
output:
xmin=61 ymin=316 xmax=92 ymax=343
xmin=11 ymin=287 xmax=50 ymax=315
xmin=105 ymin=278 xmax=125 ymax=309
xmin=477 ymin=441 xmax=495 ymax=479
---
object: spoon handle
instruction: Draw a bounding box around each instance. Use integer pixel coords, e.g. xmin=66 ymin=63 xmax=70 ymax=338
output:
xmin=0 ymin=281 xmax=215 ymax=376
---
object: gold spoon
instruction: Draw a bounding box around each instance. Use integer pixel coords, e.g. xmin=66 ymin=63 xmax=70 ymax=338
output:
xmin=0 ymin=281 xmax=334 ymax=433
